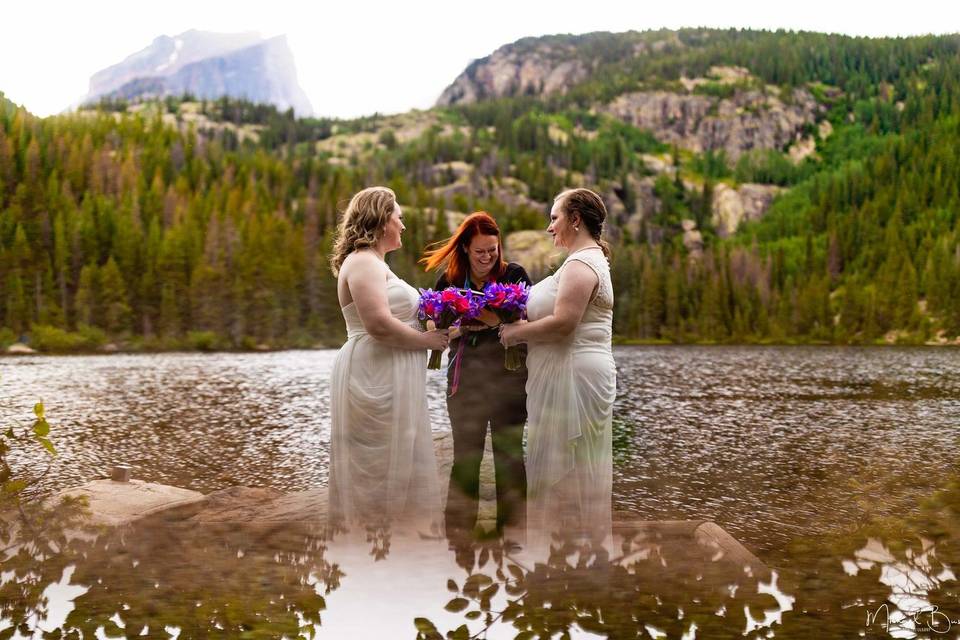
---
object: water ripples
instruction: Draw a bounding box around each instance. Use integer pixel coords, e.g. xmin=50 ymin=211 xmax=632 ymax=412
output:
xmin=3 ymin=345 xmax=958 ymax=552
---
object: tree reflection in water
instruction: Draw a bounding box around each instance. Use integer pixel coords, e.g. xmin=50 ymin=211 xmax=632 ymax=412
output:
xmin=0 ymin=494 xmax=90 ymax=638
xmin=2 ymin=510 xmax=341 ymax=638
xmin=418 ymin=524 xmax=790 ymax=640
xmin=422 ymin=522 xmax=960 ymax=639
xmin=2 ymin=482 xmax=958 ymax=638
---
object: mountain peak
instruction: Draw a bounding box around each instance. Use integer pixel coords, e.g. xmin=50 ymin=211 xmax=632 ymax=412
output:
xmin=83 ymin=31 xmax=313 ymax=116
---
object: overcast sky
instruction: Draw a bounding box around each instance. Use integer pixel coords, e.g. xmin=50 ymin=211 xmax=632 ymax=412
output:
xmin=2 ymin=0 xmax=958 ymax=118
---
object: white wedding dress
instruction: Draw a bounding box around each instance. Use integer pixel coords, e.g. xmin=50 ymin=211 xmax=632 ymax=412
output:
xmin=328 ymin=271 xmax=442 ymax=535
xmin=524 ymin=246 xmax=617 ymax=550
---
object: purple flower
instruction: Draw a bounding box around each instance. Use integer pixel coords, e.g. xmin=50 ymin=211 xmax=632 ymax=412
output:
xmin=481 ymin=281 xmax=530 ymax=372
xmin=417 ymin=287 xmax=484 ymax=369
xmin=483 ymin=281 xmax=529 ymax=321
xmin=418 ymin=288 xmax=445 ymax=324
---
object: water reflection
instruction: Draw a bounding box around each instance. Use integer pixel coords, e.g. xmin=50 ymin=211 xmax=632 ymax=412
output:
xmin=848 ymin=538 xmax=957 ymax=638
xmin=3 ymin=496 xmax=960 ymax=638
xmin=426 ymin=524 xmax=793 ymax=640
xmin=4 ymin=507 xmax=791 ymax=638
xmin=4 ymin=515 xmax=338 ymax=638
xmin=4 ymin=346 xmax=960 ymax=636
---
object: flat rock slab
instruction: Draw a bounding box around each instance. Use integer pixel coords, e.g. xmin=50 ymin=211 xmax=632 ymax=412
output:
xmin=52 ymin=482 xmax=769 ymax=577
xmin=51 ymin=431 xmax=468 ymax=529
xmin=614 ymin=519 xmax=770 ymax=578
xmin=5 ymin=343 xmax=37 ymax=354
xmin=188 ymin=486 xmax=328 ymax=525
xmin=49 ymin=434 xmax=766 ymax=577
xmin=53 ymin=479 xmax=206 ymax=527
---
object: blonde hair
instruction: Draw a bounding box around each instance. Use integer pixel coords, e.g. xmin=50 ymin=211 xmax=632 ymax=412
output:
xmin=329 ymin=186 xmax=398 ymax=276
xmin=555 ymin=188 xmax=612 ymax=260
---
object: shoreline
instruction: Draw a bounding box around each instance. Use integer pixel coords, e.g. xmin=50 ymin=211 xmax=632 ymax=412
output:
xmin=4 ymin=340 xmax=960 ymax=357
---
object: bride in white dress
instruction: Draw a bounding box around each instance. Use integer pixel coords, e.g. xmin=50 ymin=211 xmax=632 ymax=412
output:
xmin=500 ymin=188 xmax=617 ymax=551
xmin=327 ymin=186 xmax=448 ymax=535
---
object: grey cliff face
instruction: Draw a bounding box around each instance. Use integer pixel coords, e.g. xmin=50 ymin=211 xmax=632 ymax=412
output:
xmin=84 ymin=31 xmax=313 ymax=116
xmin=435 ymin=31 xmax=687 ymax=106
xmin=602 ymin=88 xmax=822 ymax=161
xmin=438 ymin=35 xmax=822 ymax=166
xmin=436 ymin=44 xmax=588 ymax=106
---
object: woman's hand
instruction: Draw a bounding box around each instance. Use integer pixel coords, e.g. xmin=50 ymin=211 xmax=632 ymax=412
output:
xmin=458 ymin=316 xmax=500 ymax=340
xmin=475 ymin=308 xmax=501 ymax=327
xmin=499 ymin=320 xmax=527 ymax=347
xmin=450 ymin=323 xmax=477 ymax=340
xmin=422 ymin=328 xmax=449 ymax=351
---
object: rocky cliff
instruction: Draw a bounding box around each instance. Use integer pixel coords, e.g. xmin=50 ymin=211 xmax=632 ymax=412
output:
xmin=437 ymin=43 xmax=588 ymax=106
xmin=435 ymin=31 xmax=686 ymax=106
xmin=602 ymin=86 xmax=822 ymax=161
xmin=438 ymin=30 xmax=826 ymax=163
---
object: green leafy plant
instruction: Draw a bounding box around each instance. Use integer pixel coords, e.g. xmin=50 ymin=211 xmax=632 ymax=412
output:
xmin=1 ymin=395 xmax=57 ymax=537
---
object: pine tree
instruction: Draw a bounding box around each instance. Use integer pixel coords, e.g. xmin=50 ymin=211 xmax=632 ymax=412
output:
xmin=99 ymin=257 xmax=131 ymax=334
xmin=74 ymin=263 xmax=99 ymax=328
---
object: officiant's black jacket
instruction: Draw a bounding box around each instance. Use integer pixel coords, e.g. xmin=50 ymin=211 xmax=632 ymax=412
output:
xmin=434 ymin=262 xmax=532 ymax=388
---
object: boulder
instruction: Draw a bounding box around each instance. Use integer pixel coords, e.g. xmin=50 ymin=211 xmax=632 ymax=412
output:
xmin=431 ymin=173 xmax=545 ymax=215
xmin=505 ymin=230 xmax=563 ymax=280
xmin=49 ymin=446 xmax=768 ymax=577
xmin=432 ymin=179 xmax=473 ymax=204
xmin=412 ymin=207 xmax=468 ymax=236
xmin=51 ymin=479 xmax=206 ymax=527
xmin=712 ymin=184 xmax=744 ymax=237
xmin=620 ymin=176 xmax=661 ymax=241
xmin=711 ymin=182 xmax=783 ymax=236
xmin=682 ymin=219 xmax=704 ymax=259
xmin=788 ymin=136 xmax=817 ymax=164
xmin=431 ymin=160 xmax=474 ymax=183
xmin=52 ymin=430 xmax=495 ymax=529
xmin=52 ymin=479 xmax=769 ymax=579
xmin=603 ymin=188 xmax=628 ymax=223
xmin=188 ymin=486 xmax=327 ymax=524
xmin=640 ymin=154 xmax=676 ymax=176
xmin=679 ymin=65 xmax=753 ymax=92
xmin=6 ymin=343 xmax=36 ymax=354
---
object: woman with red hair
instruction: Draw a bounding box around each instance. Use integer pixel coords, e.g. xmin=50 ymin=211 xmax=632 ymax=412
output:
xmin=421 ymin=212 xmax=531 ymax=540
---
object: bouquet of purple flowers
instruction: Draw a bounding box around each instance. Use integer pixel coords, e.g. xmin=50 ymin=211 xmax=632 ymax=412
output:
xmin=483 ymin=281 xmax=530 ymax=371
xmin=418 ymin=287 xmax=482 ymax=369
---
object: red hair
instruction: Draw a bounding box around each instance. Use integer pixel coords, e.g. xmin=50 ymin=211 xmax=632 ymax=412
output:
xmin=420 ymin=211 xmax=507 ymax=285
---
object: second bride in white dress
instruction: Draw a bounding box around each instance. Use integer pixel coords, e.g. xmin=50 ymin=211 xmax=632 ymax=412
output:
xmin=327 ymin=186 xmax=448 ymax=536
xmin=500 ymin=188 xmax=617 ymax=551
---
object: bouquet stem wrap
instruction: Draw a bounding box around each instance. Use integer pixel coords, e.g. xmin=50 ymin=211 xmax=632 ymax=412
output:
xmin=483 ymin=282 xmax=530 ymax=372
xmin=417 ymin=287 xmax=482 ymax=370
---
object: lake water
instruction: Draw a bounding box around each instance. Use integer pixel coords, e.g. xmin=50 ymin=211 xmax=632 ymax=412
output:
xmin=4 ymin=346 xmax=960 ymax=638
xmin=4 ymin=346 xmax=959 ymax=554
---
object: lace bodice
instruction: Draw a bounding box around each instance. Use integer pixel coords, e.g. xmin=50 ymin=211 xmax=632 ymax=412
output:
xmin=526 ymin=246 xmax=614 ymax=347
xmin=563 ymin=247 xmax=613 ymax=310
